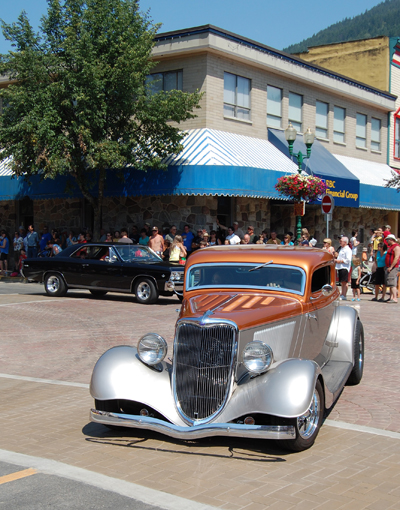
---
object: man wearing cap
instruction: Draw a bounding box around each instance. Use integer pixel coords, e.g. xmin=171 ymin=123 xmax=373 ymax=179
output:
xmin=247 ymin=226 xmax=258 ymax=244
xmin=385 ymin=234 xmax=400 ymax=303
xmin=148 ymin=226 xmax=164 ymax=256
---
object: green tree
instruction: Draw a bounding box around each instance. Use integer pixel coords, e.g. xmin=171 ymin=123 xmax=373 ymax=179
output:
xmin=0 ymin=0 xmax=202 ymax=237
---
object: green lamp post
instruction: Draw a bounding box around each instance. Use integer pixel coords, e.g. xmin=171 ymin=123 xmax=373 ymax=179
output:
xmin=284 ymin=124 xmax=315 ymax=242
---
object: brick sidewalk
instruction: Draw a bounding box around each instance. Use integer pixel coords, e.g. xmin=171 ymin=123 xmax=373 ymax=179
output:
xmin=1 ymin=287 xmax=400 ymax=508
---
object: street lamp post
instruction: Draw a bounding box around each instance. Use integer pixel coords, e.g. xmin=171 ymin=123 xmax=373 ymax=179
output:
xmin=284 ymin=124 xmax=315 ymax=242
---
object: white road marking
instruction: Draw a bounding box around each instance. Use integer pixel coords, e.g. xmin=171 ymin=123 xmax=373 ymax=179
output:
xmin=0 ymin=373 xmax=89 ymax=389
xmin=0 ymin=299 xmax=65 ymax=307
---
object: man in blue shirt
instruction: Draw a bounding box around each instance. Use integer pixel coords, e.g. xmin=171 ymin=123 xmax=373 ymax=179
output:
xmin=26 ymin=225 xmax=39 ymax=258
xmin=182 ymin=225 xmax=194 ymax=256
xmin=40 ymin=226 xmax=52 ymax=252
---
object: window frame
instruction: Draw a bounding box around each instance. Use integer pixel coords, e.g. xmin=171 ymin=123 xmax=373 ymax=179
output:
xmin=146 ymin=69 xmax=183 ymax=94
xmin=315 ymin=100 xmax=329 ymax=139
xmin=288 ymin=92 xmax=303 ymax=132
xmin=371 ymin=117 xmax=381 ymax=152
xmin=356 ymin=113 xmax=367 ymax=149
xmin=223 ymin=72 xmax=251 ymax=122
xmin=266 ymin=85 xmax=283 ymax=128
xmin=394 ymin=108 xmax=400 ymax=160
xmin=333 ymin=106 xmax=346 ymax=144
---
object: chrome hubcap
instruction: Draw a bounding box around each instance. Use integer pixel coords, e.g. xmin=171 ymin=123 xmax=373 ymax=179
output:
xmin=358 ymin=335 xmax=363 ymax=371
xmin=47 ymin=276 xmax=60 ymax=293
xmin=297 ymin=388 xmax=320 ymax=439
xmin=137 ymin=282 xmax=151 ymax=300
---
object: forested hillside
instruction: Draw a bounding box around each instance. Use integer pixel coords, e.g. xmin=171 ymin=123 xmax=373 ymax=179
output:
xmin=284 ymin=0 xmax=400 ymax=54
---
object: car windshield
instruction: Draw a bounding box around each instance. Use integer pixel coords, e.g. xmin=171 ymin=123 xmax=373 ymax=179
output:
xmin=114 ymin=245 xmax=162 ymax=262
xmin=186 ymin=263 xmax=305 ymax=295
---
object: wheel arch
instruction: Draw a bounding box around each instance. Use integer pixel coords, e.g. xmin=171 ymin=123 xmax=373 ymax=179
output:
xmin=130 ymin=274 xmax=159 ymax=293
xmin=43 ymin=270 xmax=68 ymax=287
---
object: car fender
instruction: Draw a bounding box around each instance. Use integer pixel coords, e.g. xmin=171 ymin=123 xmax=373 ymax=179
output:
xmin=329 ymin=305 xmax=359 ymax=364
xmin=216 ymin=359 xmax=321 ymax=422
xmin=90 ymin=345 xmax=185 ymax=425
xmin=130 ymin=274 xmax=159 ymax=293
xmin=43 ymin=270 xmax=67 ymax=287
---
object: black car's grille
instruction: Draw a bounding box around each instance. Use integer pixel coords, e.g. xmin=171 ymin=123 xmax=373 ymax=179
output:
xmin=174 ymin=322 xmax=236 ymax=422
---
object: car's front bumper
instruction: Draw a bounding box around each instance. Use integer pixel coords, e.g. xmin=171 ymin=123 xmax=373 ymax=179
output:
xmin=164 ymin=281 xmax=183 ymax=293
xmin=90 ymin=409 xmax=296 ymax=440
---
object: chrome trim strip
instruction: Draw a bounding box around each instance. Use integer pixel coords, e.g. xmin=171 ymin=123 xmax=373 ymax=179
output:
xmin=90 ymin=409 xmax=296 ymax=440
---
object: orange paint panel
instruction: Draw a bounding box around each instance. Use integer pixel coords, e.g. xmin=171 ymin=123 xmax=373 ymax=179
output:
xmin=241 ymin=296 xmax=263 ymax=308
xmin=223 ymin=295 xmax=250 ymax=312
xmin=261 ymin=297 xmax=275 ymax=305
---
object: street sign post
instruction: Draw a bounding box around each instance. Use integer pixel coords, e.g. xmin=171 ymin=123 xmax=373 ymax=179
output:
xmin=321 ymin=195 xmax=334 ymax=238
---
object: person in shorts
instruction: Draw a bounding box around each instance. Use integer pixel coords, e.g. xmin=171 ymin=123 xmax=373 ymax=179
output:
xmin=350 ymin=257 xmax=361 ymax=302
xmin=335 ymin=236 xmax=352 ymax=300
xmin=385 ymin=234 xmax=400 ymax=303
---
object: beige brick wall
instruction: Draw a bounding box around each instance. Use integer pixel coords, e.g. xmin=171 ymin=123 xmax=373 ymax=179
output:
xmin=154 ymin=51 xmax=389 ymax=163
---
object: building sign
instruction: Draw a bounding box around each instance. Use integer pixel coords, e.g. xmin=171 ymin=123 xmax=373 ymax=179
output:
xmin=313 ymin=175 xmax=359 ymax=208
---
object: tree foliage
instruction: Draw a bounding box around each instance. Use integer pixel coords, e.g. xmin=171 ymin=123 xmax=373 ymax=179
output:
xmin=284 ymin=0 xmax=400 ymax=54
xmin=0 ymin=0 xmax=202 ymax=236
xmin=385 ymin=169 xmax=400 ymax=191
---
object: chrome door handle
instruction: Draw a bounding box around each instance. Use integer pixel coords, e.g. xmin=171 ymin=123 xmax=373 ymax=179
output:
xmin=306 ymin=313 xmax=317 ymax=321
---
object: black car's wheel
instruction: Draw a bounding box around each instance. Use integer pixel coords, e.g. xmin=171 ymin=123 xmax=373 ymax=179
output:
xmin=281 ymin=379 xmax=324 ymax=452
xmin=346 ymin=320 xmax=364 ymax=386
xmin=134 ymin=278 xmax=158 ymax=304
xmin=44 ymin=273 xmax=67 ymax=297
xmin=90 ymin=290 xmax=108 ymax=298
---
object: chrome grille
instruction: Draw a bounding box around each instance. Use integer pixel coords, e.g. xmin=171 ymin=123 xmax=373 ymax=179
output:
xmin=173 ymin=322 xmax=237 ymax=423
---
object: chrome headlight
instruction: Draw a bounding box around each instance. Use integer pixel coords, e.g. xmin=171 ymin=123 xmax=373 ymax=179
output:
xmin=137 ymin=333 xmax=167 ymax=366
xmin=243 ymin=341 xmax=273 ymax=374
xmin=170 ymin=271 xmax=183 ymax=281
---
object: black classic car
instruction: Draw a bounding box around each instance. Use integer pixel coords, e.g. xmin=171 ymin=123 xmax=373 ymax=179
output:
xmin=22 ymin=244 xmax=184 ymax=304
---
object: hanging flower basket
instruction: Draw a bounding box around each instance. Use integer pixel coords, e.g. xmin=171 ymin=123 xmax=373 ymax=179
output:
xmin=275 ymin=174 xmax=327 ymax=202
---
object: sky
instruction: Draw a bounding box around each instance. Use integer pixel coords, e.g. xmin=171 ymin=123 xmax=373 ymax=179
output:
xmin=0 ymin=0 xmax=386 ymax=54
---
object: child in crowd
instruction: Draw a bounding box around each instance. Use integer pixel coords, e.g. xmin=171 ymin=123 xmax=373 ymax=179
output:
xmin=351 ymin=257 xmax=362 ymax=302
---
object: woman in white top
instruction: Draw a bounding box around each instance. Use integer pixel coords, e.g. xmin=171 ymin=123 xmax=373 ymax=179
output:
xmin=335 ymin=236 xmax=352 ymax=300
xmin=169 ymin=235 xmax=187 ymax=265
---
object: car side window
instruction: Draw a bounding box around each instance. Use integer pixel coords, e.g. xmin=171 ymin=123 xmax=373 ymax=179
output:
xmin=311 ymin=266 xmax=331 ymax=293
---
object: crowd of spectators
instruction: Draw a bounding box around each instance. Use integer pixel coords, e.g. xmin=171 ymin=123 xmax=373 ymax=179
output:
xmin=1 ymin=222 xmax=399 ymax=302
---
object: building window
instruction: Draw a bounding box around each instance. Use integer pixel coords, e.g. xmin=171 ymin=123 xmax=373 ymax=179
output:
xmin=395 ymin=114 xmax=400 ymax=159
xmin=371 ymin=118 xmax=381 ymax=151
xmin=267 ymin=85 xmax=282 ymax=128
xmin=333 ymin=106 xmax=346 ymax=144
xmin=356 ymin=113 xmax=367 ymax=148
xmin=315 ymin=101 xmax=329 ymax=139
xmin=146 ymin=70 xmax=183 ymax=94
xmin=224 ymin=72 xmax=251 ymax=121
xmin=288 ymin=92 xmax=302 ymax=132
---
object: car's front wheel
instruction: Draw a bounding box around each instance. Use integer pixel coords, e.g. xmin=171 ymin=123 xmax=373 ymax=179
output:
xmin=282 ymin=379 xmax=324 ymax=452
xmin=44 ymin=273 xmax=67 ymax=297
xmin=134 ymin=278 xmax=158 ymax=304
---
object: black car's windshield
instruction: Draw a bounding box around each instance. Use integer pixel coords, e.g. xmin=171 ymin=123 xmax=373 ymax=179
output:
xmin=186 ymin=263 xmax=305 ymax=295
xmin=114 ymin=245 xmax=162 ymax=262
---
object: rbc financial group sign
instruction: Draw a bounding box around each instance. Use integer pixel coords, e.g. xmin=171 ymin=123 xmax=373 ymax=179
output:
xmin=312 ymin=175 xmax=360 ymax=208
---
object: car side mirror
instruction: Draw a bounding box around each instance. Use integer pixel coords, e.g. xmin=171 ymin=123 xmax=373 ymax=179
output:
xmin=321 ymin=284 xmax=333 ymax=296
xmin=104 ymin=256 xmax=110 ymax=262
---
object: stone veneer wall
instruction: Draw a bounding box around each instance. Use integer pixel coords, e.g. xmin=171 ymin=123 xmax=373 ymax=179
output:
xmin=0 ymin=201 xmax=17 ymax=231
xmin=0 ymin=195 xmax=393 ymax=247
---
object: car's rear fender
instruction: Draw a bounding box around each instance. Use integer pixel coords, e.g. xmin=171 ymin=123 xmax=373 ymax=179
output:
xmin=329 ymin=305 xmax=359 ymax=364
xmin=90 ymin=345 xmax=185 ymax=425
xmin=43 ymin=270 xmax=67 ymax=287
xmin=217 ymin=359 xmax=321 ymax=421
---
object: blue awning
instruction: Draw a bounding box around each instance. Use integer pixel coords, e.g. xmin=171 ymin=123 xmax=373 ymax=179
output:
xmin=0 ymin=129 xmax=299 ymax=201
xmin=268 ymin=129 xmax=360 ymax=208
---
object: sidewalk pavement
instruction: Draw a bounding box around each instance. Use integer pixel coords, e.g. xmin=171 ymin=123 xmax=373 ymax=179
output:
xmin=1 ymin=286 xmax=400 ymax=509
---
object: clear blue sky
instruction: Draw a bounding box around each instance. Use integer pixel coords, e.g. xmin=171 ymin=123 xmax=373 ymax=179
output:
xmin=0 ymin=0 xmax=385 ymax=54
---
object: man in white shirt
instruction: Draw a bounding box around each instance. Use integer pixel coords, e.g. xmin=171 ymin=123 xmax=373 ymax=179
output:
xmin=225 ymin=227 xmax=241 ymax=245
xmin=335 ymin=236 xmax=352 ymax=300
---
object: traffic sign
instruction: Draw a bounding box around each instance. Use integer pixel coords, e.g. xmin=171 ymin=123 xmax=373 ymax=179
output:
xmin=321 ymin=194 xmax=334 ymax=215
